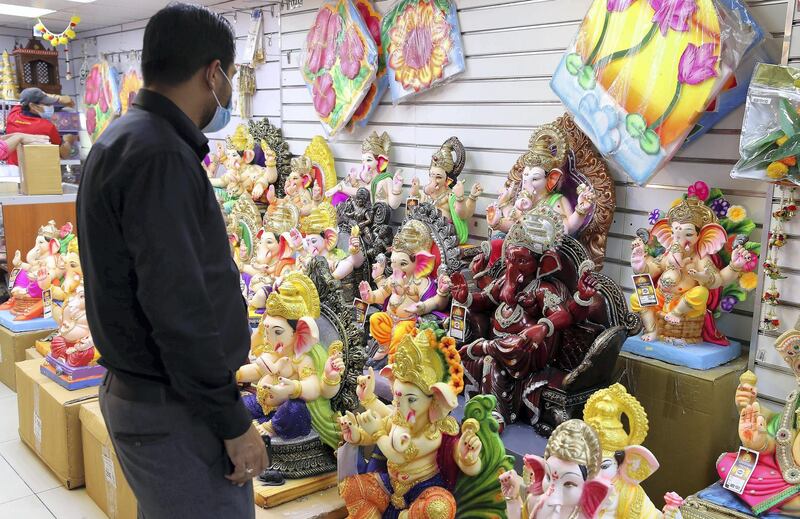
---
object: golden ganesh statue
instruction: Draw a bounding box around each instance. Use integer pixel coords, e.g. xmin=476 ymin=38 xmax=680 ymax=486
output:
xmin=409 ymin=137 xmax=482 ymax=244
xmin=236 ymin=272 xmax=345 ymax=483
xmin=359 ymin=220 xmax=452 ymax=364
xmin=487 ymin=124 xmax=596 ymax=239
xmin=337 ymin=324 xmax=513 ymax=519
xmin=327 ymin=131 xmax=405 ymax=210
xmin=583 ymin=384 xmax=683 ymax=519
xmin=714 ymin=321 xmax=800 ymax=517
xmin=295 ymin=201 xmax=366 ymax=281
xmin=630 ymin=196 xmax=754 ymax=343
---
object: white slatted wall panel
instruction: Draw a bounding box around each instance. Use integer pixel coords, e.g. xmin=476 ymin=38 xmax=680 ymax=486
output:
xmin=750 ymin=0 xmax=800 ymax=407
xmin=71 ymin=1 xmax=281 ymax=156
xmin=280 ymin=0 xmax=788 ymax=348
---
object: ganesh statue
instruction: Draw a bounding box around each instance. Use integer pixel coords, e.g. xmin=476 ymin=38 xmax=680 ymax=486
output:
xmin=1 ymin=220 xmax=69 ymax=325
xmin=240 ymin=203 xmax=300 ymax=319
xmin=499 ymin=419 xmax=610 ymax=519
xmin=450 ymin=207 xmax=603 ymax=427
xmin=487 ymin=124 xmax=596 ymax=240
xmin=583 ymin=383 xmax=683 ymax=519
xmin=211 ymin=125 xmax=278 ymax=212
xmin=409 ymin=137 xmax=482 ymax=244
xmin=266 ymin=155 xmax=325 ymax=219
xmin=40 ymin=285 xmax=106 ymax=390
xmin=295 ymin=201 xmax=365 ymax=281
xmin=336 ymin=324 xmax=513 ymax=519
xmin=327 ymin=131 xmax=405 ymax=209
xmin=704 ymin=321 xmax=800 ymax=517
xmin=236 ymin=271 xmax=346 ymax=484
xmin=359 ymin=219 xmax=453 ymax=367
xmin=628 ymin=188 xmax=759 ymax=369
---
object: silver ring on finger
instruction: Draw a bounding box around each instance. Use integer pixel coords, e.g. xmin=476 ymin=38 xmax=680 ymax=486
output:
xmin=246 ymin=468 xmax=255 ymax=475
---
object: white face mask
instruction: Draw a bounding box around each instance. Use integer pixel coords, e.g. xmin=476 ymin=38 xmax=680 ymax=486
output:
xmin=202 ymin=66 xmax=233 ymax=133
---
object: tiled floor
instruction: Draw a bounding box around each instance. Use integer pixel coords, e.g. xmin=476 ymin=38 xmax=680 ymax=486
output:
xmin=0 ymin=380 xmax=107 ymax=519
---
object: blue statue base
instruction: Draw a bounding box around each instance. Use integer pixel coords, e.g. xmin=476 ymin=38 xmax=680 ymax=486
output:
xmin=623 ymin=335 xmax=741 ymax=370
xmin=0 ymin=310 xmax=56 ymax=333
xmin=40 ymin=355 xmax=105 ymax=390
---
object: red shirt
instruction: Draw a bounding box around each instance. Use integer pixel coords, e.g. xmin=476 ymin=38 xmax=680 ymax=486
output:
xmin=5 ymin=106 xmax=62 ymax=165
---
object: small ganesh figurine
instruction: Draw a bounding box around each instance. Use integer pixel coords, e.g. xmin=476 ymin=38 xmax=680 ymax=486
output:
xmin=716 ymin=323 xmax=800 ymax=516
xmin=204 ymin=142 xmax=226 ymax=179
xmin=49 ymin=286 xmax=97 ymax=368
xmin=409 ymin=137 xmax=482 ymax=244
xmin=237 ymin=272 xmax=345 ymax=452
xmin=450 ymin=207 xmax=598 ymax=424
xmin=1 ymin=220 xmax=64 ymax=321
xmin=489 ymin=125 xmax=596 ymax=237
xmin=630 ymin=196 xmax=755 ymax=343
xmin=500 ymin=419 xmax=610 ymax=519
xmin=359 ymin=220 xmax=452 ymax=363
xmin=327 ymin=132 xmax=405 ymax=209
xmin=242 ymin=204 xmax=300 ymax=316
xmin=267 ymin=155 xmax=322 ymax=218
xmin=295 ymin=201 xmax=365 ymax=280
xmin=37 ymin=237 xmax=82 ymax=324
xmin=583 ymin=384 xmax=683 ymax=519
xmin=337 ymin=325 xmax=512 ymax=519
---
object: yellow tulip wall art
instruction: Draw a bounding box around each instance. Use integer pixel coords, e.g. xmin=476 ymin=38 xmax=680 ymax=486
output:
xmin=551 ymin=0 xmax=758 ymax=185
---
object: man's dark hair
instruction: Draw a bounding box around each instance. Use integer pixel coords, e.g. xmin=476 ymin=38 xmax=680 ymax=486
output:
xmin=141 ymin=3 xmax=235 ymax=86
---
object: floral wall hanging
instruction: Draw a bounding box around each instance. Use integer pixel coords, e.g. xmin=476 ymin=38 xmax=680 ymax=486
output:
xmin=380 ymin=0 xmax=465 ymax=104
xmin=551 ymin=0 xmax=758 ymax=186
xmin=119 ymin=68 xmax=142 ymax=116
xmin=301 ymin=0 xmax=378 ymax=136
xmin=345 ymin=0 xmax=388 ymax=131
xmin=84 ymin=61 xmax=121 ymax=143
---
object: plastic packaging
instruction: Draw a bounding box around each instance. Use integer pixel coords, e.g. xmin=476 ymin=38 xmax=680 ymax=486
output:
xmin=300 ymin=0 xmax=378 ymax=137
xmin=346 ymin=0 xmax=388 ymax=130
xmin=380 ymin=0 xmax=465 ymax=105
xmin=551 ymin=0 xmax=757 ymax=186
xmin=83 ymin=61 xmax=121 ymax=143
xmin=731 ymin=64 xmax=800 ymax=185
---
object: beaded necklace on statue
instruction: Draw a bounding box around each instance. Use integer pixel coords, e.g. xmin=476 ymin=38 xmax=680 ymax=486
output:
xmin=760 ymin=187 xmax=796 ymax=332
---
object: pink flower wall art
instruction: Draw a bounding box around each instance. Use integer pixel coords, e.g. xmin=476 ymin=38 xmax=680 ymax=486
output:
xmin=301 ymin=0 xmax=378 ymax=136
xmin=83 ymin=61 xmax=121 ymax=143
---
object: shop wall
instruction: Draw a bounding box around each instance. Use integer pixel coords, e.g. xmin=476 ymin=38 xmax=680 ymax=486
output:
xmin=750 ymin=0 xmax=800 ymax=407
xmin=71 ymin=2 xmax=281 ymax=157
xmin=279 ymin=0 xmax=789 ymax=349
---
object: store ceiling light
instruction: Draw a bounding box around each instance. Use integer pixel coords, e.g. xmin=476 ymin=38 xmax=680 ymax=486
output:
xmin=0 ymin=3 xmax=55 ymax=17
xmin=64 ymin=0 xmax=98 ymax=3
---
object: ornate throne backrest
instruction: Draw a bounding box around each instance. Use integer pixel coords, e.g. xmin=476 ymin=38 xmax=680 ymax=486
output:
xmin=555 ymin=114 xmax=615 ymax=267
xmin=403 ymin=202 xmax=463 ymax=275
xmin=248 ymin=118 xmax=291 ymax=199
xmin=306 ymin=255 xmax=366 ymax=413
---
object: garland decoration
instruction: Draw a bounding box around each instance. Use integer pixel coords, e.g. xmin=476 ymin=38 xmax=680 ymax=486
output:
xmin=34 ymin=17 xmax=81 ymax=47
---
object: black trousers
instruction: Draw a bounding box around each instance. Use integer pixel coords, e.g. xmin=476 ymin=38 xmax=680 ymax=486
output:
xmin=99 ymin=372 xmax=255 ymax=519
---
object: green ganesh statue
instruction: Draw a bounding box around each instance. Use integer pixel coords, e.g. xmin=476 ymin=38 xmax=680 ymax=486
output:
xmin=337 ymin=324 xmax=513 ymax=518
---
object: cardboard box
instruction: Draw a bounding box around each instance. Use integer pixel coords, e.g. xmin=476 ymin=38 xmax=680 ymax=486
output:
xmin=615 ymin=352 xmax=747 ymax=508
xmin=18 ymin=144 xmax=62 ymax=195
xmin=25 ymin=347 xmax=42 ymax=360
xmin=0 ymin=325 xmax=54 ymax=390
xmin=80 ymin=401 xmax=137 ymax=519
xmin=15 ymin=359 xmax=98 ymax=488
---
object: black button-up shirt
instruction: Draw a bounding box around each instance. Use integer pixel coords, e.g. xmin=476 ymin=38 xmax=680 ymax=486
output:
xmin=77 ymin=89 xmax=252 ymax=439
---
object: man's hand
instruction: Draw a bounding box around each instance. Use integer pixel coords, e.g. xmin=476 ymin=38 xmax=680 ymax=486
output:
xmin=223 ymin=423 xmax=268 ymax=486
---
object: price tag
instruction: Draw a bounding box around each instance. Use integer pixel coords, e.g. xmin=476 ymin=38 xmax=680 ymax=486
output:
xmin=33 ymin=414 xmax=42 ymax=452
xmin=353 ymin=298 xmax=370 ymax=326
xmin=284 ymin=0 xmax=304 ymax=10
xmin=723 ymin=447 xmax=759 ymax=495
xmin=449 ymin=302 xmax=468 ymax=341
xmin=42 ymin=289 xmax=53 ymax=319
xmin=102 ymin=446 xmax=117 ymax=488
xmin=632 ymin=274 xmax=658 ymax=307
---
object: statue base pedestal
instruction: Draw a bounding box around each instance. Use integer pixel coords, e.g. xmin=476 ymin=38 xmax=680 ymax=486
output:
xmin=0 ymin=309 xmax=56 ymax=333
xmin=40 ymin=355 xmax=105 ymax=390
xmin=622 ymin=335 xmax=741 ymax=370
xmin=254 ymin=472 xmax=338 ymax=509
xmin=681 ymin=482 xmax=785 ymax=519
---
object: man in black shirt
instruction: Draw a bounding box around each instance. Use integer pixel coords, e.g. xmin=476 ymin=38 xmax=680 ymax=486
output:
xmin=77 ymin=5 xmax=266 ymax=518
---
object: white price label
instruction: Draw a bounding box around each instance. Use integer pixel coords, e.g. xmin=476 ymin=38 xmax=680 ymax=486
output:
xmin=33 ymin=414 xmax=42 ymax=452
xmin=102 ymin=448 xmax=117 ymax=488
